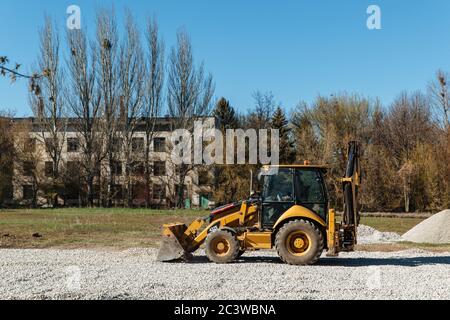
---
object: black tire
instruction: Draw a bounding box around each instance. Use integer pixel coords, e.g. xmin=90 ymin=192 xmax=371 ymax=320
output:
xmin=205 ymin=230 xmax=240 ymax=264
xmin=275 ymin=219 xmax=324 ymax=265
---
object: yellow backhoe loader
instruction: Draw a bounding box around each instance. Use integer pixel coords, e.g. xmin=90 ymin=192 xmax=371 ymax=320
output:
xmin=157 ymin=141 xmax=361 ymax=265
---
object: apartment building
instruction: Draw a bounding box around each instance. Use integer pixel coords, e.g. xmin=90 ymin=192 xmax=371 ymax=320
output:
xmin=8 ymin=116 xmax=216 ymax=208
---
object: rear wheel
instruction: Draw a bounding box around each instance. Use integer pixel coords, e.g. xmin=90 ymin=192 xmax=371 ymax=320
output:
xmin=205 ymin=230 xmax=240 ymax=264
xmin=275 ymin=219 xmax=323 ymax=265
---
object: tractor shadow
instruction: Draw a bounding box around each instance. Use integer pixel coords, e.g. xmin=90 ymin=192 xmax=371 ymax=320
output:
xmin=187 ymin=254 xmax=450 ymax=267
xmin=187 ymin=255 xmax=282 ymax=264
xmin=317 ymin=255 xmax=450 ymax=267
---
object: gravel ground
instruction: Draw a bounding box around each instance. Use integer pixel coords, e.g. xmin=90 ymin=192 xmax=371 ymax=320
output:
xmin=357 ymin=225 xmax=402 ymax=244
xmin=1 ymin=248 xmax=449 ymax=300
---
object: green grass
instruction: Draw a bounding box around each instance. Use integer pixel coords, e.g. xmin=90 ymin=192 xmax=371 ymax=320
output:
xmin=1 ymin=208 xmax=448 ymax=251
xmin=360 ymin=216 xmax=424 ymax=234
xmin=0 ymin=208 xmax=205 ymax=249
xmin=357 ymin=216 xmax=450 ymax=252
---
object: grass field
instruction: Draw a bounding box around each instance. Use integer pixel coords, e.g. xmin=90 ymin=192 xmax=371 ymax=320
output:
xmin=0 ymin=208 xmax=448 ymax=251
xmin=0 ymin=208 xmax=203 ymax=249
xmin=359 ymin=216 xmax=423 ymax=234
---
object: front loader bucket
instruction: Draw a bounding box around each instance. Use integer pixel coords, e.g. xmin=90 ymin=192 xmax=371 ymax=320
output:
xmin=156 ymin=223 xmax=193 ymax=262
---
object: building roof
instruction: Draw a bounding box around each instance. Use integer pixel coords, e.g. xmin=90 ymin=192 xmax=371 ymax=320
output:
xmin=9 ymin=116 xmax=217 ymax=132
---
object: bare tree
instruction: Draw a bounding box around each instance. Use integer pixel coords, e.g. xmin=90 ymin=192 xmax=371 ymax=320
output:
xmin=118 ymin=13 xmax=146 ymax=207
xmin=385 ymin=92 xmax=434 ymax=212
xmin=13 ymin=120 xmax=46 ymax=208
xmin=1 ymin=56 xmax=42 ymax=91
xmin=29 ymin=17 xmax=67 ymax=207
xmin=428 ymin=70 xmax=450 ymax=129
xmin=142 ymin=16 xmax=165 ymax=207
xmin=247 ymin=90 xmax=276 ymax=129
xmin=0 ymin=114 xmax=15 ymax=206
xmin=291 ymin=94 xmax=373 ymax=209
xmin=167 ymin=29 xmax=214 ymax=207
xmin=95 ymin=8 xmax=120 ymax=207
xmin=66 ymin=27 xmax=104 ymax=207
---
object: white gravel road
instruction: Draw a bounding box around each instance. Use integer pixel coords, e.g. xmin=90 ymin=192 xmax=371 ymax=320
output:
xmin=1 ymin=248 xmax=449 ymax=300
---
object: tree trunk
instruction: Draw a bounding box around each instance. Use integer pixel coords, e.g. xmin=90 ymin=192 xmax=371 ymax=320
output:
xmin=107 ymin=152 xmax=114 ymax=208
xmin=87 ymin=175 xmax=94 ymax=208
xmin=144 ymin=133 xmax=151 ymax=208
xmin=403 ymin=181 xmax=410 ymax=213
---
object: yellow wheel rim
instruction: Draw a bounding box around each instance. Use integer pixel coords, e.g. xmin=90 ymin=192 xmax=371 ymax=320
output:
xmin=212 ymin=238 xmax=230 ymax=256
xmin=286 ymin=231 xmax=311 ymax=256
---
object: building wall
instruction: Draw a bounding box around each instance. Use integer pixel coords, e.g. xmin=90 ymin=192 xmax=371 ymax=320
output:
xmin=11 ymin=117 xmax=216 ymax=208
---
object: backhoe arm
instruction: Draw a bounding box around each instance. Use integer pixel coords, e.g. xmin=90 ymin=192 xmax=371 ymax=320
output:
xmin=342 ymin=141 xmax=361 ymax=230
xmin=327 ymin=141 xmax=361 ymax=255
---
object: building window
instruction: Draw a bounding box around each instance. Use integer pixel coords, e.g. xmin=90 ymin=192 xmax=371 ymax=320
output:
xmin=23 ymin=185 xmax=34 ymax=200
xmin=153 ymin=137 xmax=166 ymax=152
xmin=1 ymin=182 xmax=13 ymax=201
xmin=24 ymin=138 xmax=36 ymax=153
xmin=132 ymin=183 xmax=147 ymax=200
xmin=67 ymin=161 xmax=80 ymax=175
xmin=153 ymin=161 xmax=166 ymax=176
xmin=132 ymin=137 xmax=144 ymax=152
xmin=153 ymin=184 xmax=166 ymax=200
xmin=45 ymin=161 xmax=54 ymax=177
xmin=23 ymin=161 xmax=34 ymax=176
xmin=131 ymin=162 xmax=145 ymax=176
xmin=67 ymin=138 xmax=79 ymax=152
xmin=45 ymin=138 xmax=57 ymax=153
xmin=154 ymin=123 xmax=172 ymax=132
xmin=112 ymin=161 xmax=122 ymax=176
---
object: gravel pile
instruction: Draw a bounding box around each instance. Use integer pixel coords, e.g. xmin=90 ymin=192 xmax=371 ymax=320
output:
xmin=402 ymin=210 xmax=450 ymax=244
xmin=1 ymin=248 xmax=449 ymax=300
xmin=357 ymin=225 xmax=401 ymax=244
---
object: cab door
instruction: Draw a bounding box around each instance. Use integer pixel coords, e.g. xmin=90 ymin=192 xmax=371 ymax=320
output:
xmin=261 ymin=168 xmax=295 ymax=228
xmin=294 ymin=168 xmax=328 ymax=220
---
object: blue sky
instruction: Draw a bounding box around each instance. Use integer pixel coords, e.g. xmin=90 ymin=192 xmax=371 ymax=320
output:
xmin=2 ymin=0 xmax=450 ymax=116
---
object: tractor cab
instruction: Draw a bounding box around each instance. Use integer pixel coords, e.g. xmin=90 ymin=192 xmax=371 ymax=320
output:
xmin=258 ymin=165 xmax=329 ymax=229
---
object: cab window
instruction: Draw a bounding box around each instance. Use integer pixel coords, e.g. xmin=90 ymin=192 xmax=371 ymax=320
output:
xmin=295 ymin=169 xmax=327 ymax=218
xmin=296 ymin=170 xmax=325 ymax=203
xmin=262 ymin=169 xmax=293 ymax=202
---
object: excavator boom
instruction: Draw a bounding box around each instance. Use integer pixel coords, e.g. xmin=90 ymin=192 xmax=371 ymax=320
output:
xmin=327 ymin=141 xmax=361 ymax=255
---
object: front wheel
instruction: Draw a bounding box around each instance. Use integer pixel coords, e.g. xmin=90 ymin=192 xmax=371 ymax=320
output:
xmin=205 ymin=230 xmax=240 ymax=264
xmin=275 ymin=219 xmax=324 ymax=265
